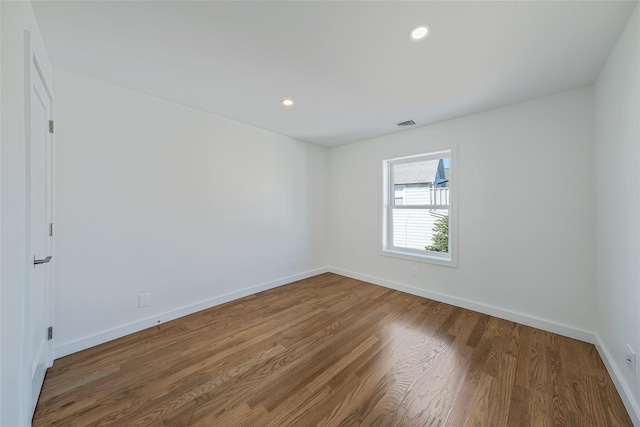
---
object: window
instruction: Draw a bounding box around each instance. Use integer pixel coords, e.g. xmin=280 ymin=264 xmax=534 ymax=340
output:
xmin=381 ymin=150 xmax=456 ymax=266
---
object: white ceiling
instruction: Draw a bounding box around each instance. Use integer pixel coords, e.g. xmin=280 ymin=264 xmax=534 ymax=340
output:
xmin=32 ymin=0 xmax=637 ymax=148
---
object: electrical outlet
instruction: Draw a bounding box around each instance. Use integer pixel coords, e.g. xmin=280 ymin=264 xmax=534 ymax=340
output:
xmin=138 ymin=293 xmax=150 ymax=308
xmin=291 ymin=258 xmax=296 ymax=268
xmin=411 ymin=267 xmax=419 ymax=278
xmin=626 ymin=345 xmax=636 ymax=375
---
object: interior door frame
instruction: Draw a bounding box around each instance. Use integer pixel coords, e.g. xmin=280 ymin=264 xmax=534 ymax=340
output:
xmin=23 ymin=28 xmax=55 ymax=418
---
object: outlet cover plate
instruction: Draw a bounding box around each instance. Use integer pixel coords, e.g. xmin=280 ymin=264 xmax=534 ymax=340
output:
xmin=626 ymin=345 xmax=636 ymax=375
xmin=138 ymin=293 xmax=150 ymax=308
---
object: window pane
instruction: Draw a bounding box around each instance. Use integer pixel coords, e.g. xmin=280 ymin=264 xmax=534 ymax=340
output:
xmin=392 ymin=158 xmax=450 ymax=206
xmin=392 ymin=209 xmax=449 ymax=252
xmin=382 ymin=150 xmax=454 ymax=265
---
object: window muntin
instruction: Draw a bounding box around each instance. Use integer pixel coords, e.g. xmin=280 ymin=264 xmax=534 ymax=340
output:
xmin=382 ymin=150 xmax=455 ymax=266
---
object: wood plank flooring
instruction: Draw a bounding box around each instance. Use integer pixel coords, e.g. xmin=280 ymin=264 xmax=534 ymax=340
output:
xmin=33 ymin=273 xmax=632 ymax=426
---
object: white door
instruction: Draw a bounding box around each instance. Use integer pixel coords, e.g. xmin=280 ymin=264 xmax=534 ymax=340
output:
xmin=27 ymin=54 xmax=54 ymax=417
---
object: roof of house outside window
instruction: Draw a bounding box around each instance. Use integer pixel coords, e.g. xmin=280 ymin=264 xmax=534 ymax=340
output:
xmin=394 ymin=159 xmax=447 ymax=186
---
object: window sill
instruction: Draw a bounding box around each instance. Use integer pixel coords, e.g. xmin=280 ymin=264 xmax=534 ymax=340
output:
xmin=380 ymin=248 xmax=457 ymax=268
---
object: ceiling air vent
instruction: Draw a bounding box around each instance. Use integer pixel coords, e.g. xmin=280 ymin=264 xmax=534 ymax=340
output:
xmin=396 ymin=120 xmax=416 ymax=127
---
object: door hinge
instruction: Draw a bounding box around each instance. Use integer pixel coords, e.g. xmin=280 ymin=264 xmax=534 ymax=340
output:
xmin=49 ymin=223 xmax=55 ymax=237
xmin=47 ymin=326 xmax=53 ymax=340
xmin=49 ymin=120 xmax=54 ymax=134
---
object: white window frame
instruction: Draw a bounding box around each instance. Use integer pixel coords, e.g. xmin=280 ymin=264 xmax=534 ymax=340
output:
xmin=380 ymin=149 xmax=457 ymax=267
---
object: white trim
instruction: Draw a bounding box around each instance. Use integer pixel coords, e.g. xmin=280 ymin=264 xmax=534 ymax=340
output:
xmin=594 ymin=334 xmax=640 ymax=426
xmin=389 ymin=205 xmax=450 ymax=210
xmin=380 ymin=148 xmax=457 ymax=268
xmin=52 ymin=267 xmax=639 ymax=424
xmin=380 ymin=248 xmax=454 ymax=267
xmin=20 ymin=30 xmax=33 ymax=426
xmin=328 ymin=266 xmax=595 ymax=344
xmin=388 ymin=150 xmax=451 ymax=165
xmin=0 ymin=3 xmax=3 ymax=422
xmin=54 ymin=267 xmax=329 ymax=358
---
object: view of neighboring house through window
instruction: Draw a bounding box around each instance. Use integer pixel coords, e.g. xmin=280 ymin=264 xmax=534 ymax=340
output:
xmin=381 ymin=150 xmax=456 ymax=266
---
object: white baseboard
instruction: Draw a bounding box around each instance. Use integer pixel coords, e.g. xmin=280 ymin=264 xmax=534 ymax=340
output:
xmin=54 ymin=267 xmax=329 ymax=359
xmin=328 ymin=267 xmax=596 ymax=344
xmin=594 ymin=334 xmax=640 ymax=426
xmin=53 ymin=266 xmax=638 ymax=425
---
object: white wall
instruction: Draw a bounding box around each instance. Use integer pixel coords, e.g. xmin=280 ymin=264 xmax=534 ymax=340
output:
xmin=53 ymin=69 xmax=328 ymax=356
xmin=6 ymin=4 xmax=636 ymax=425
xmin=1 ymin=2 xmax=53 ymax=425
xmin=594 ymin=3 xmax=640 ymax=423
xmin=328 ymin=87 xmax=596 ymax=340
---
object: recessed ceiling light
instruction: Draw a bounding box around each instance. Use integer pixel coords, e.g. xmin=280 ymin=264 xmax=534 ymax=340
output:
xmin=282 ymin=98 xmax=294 ymax=107
xmin=409 ymin=24 xmax=430 ymax=41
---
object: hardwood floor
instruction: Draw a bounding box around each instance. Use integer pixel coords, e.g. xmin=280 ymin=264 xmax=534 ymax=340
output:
xmin=33 ymin=273 xmax=632 ymax=426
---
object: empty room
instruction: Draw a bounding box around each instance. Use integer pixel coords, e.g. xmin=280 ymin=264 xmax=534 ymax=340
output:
xmin=1 ymin=0 xmax=639 ymax=425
